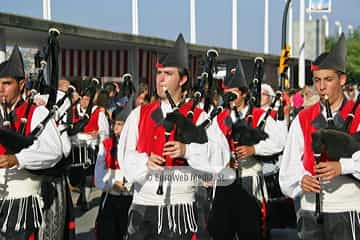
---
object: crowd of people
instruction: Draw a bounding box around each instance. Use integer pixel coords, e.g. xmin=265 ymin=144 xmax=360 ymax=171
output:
xmin=0 ymin=32 xmax=359 ymax=240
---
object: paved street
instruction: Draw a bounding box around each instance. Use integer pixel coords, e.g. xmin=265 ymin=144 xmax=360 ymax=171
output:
xmin=71 ymin=187 xmax=101 ymax=240
xmin=71 ymin=188 xmax=298 ymax=240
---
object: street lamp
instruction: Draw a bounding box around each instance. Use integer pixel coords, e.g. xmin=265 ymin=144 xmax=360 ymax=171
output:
xmin=190 ymin=0 xmax=196 ymax=44
xmin=335 ymin=20 xmax=342 ymax=37
xmin=132 ymin=0 xmax=139 ymax=35
xmin=264 ymin=0 xmax=269 ymax=54
xmin=232 ymin=0 xmax=238 ymax=49
xmin=42 ymin=0 xmax=51 ymax=20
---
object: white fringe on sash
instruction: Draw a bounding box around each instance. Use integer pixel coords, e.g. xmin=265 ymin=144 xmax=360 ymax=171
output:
xmin=0 ymin=195 xmax=43 ymax=233
xmin=350 ymin=211 xmax=360 ymax=240
xmin=157 ymin=203 xmax=198 ymax=235
xmin=171 ymin=205 xmax=177 ymax=232
xmin=22 ymin=197 xmax=29 ymax=230
xmin=1 ymin=199 xmax=14 ymax=232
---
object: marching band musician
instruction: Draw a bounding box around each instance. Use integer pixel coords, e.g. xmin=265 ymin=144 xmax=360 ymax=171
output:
xmin=69 ymin=84 xmax=110 ymax=210
xmin=95 ymin=105 xmax=132 ymax=240
xmin=34 ymin=78 xmax=75 ymax=240
xmin=118 ymin=33 xmax=229 ymax=240
xmin=260 ymin=83 xmax=289 ymax=146
xmin=279 ymin=34 xmax=360 ymax=240
xmin=0 ymin=46 xmax=63 ymax=239
xmin=208 ymin=65 xmax=285 ymax=240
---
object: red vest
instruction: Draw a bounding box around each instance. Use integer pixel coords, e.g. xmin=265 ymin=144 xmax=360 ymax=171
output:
xmin=217 ymin=107 xmax=264 ymax=150
xmin=270 ymin=110 xmax=277 ymax=119
xmin=298 ymin=100 xmax=360 ymax=175
xmin=102 ymin=137 xmax=120 ymax=170
xmin=136 ymin=100 xmax=203 ymax=166
xmin=0 ymin=101 xmax=36 ymax=154
xmin=72 ymin=106 xmax=101 ymax=133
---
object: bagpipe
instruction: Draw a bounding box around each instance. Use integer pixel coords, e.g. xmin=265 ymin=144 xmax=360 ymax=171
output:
xmin=229 ymin=63 xmax=269 ymax=181
xmin=0 ymin=28 xmax=80 ymax=177
xmin=185 ymin=49 xmax=238 ymax=130
xmin=0 ymin=28 xmax=61 ymax=154
xmin=231 ymin=56 xmax=268 ymax=151
xmin=156 ymin=86 xmax=236 ymax=195
xmin=311 ymin=94 xmax=360 ymax=223
xmin=201 ymin=49 xmax=219 ymax=113
xmin=162 ymin=48 xmax=224 ymax=145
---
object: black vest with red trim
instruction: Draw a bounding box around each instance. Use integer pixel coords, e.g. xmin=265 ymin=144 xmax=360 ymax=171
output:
xmin=216 ymin=107 xmax=265 ymax=151
xmin=102 ymin=137 xmax=120 ymax=170
xmin=0 ymin=101 xmax=36 ymax=154
xmin=136 ymin=100 xmax=203 ymax=166
xmin=71 ymin=105 xmax=100 ymax=133
xmin=298 ymin=100 xmax=360 ymax=175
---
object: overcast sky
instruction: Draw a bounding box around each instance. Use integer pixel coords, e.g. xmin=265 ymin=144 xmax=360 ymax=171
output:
xmin=2 ymin=0 xmax=359 ymax=55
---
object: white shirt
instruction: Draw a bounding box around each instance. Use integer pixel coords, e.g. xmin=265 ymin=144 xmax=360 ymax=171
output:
xmin=118 ymin=100 xmax=230 ymax=205
xmin=34 ymin=91 xmax=72 ymax=157
xmin=279 ymin=107 xmax=360 ymax=212
xmin=0 ymin=105 xmax=63 ymax=198
xmin=95 ymin=140 xmax=131 ymax=196
xmin=76 ymin=104 xmax=110 ymax=143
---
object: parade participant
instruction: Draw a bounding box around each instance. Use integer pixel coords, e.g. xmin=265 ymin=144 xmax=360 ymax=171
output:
xmin=103 ymin=82 xmax=118 ymax=112
xmin=36 ymin=79 xmax=75 ymax=240
xmin=208 ymin=65 xmax=285 ymax=240
xmin=69 ymin=84 xmax=109 ymax=210
xmin=260 ymin=83 xmax=276 ymax=110
xmin=260 ymin=82 xmax=288 ymax=142
xmin=95 ymin=106 xmax=132 ymax=240
xmin=118 ymin=33 xmax=229 ymax=240
xmin=0 ymin=46 xmax=63 ymax=239
xmin=134 ymin=82 xmax=149 ymax=107
xmin=279 ymin=33 xmax=360 ymax=240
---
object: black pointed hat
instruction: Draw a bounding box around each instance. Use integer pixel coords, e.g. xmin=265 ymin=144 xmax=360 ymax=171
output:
xmin=311 ymin=33 xmax=346 ymax=73
xmin=156 ymin=33 xmax=189 ymax=69
xmin=112 ymin=105 xmax=131 ymax=122
xmin=223 ymin=61 xmax=248 ymax=89
xmin=0 ymin=46 xmax=25 ymax=79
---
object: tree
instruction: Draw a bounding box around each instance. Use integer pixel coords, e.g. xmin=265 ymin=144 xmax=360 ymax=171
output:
xmin=326 ymin=29 xmax=360 ymax=84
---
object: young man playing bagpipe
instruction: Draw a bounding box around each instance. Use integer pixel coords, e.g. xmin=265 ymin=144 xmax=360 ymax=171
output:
xmin=94 ymin=105 xmax=133 ymax=240
xmin=118 ymin=33 xmax=229 ymax=240
xmin=0 ymin=46 xmax=63 ymax=240
xmin=208 ymin=64 xmax=285 ymax=240
xmin=279 ymin=33 xmax=360 ymax=240
xmin=67 ymin=83 xmax=110 ymax=210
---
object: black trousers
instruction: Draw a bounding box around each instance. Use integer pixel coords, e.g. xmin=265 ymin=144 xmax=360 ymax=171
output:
xmin=96 ymin=193 xmax=133 ymax=240
xmin=0 ymin=230 xmax=37 ymax=240
xmin=298 ymin=210 xmax=360 ymax=240
xmin=127 ymin=204 xmax=194 ymax=240
xmin=208 ymin=182 xmax=262 ymax=240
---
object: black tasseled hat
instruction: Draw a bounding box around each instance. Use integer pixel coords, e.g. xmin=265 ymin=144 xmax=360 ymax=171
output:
xmin=223 ymin=61 xmax=248 ymax=89
xmin=311 ymin=33 xmax=346 ymax=73
xmin=156 ymin=33 xmax=189 ymax=70
xmin=0 ymin=46 xmax=25 ymax=80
